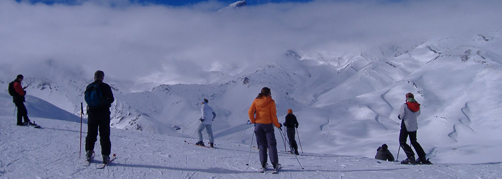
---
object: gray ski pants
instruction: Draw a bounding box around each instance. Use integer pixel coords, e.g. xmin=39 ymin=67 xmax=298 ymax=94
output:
xmin=254 ymin=123 xmax=279 ymax=166
xmin=197 ymin=123 xmax=214 ymax=143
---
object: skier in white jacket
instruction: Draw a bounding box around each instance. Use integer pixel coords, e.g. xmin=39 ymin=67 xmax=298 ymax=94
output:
xmin=195 ymin=99 xmax=217 ymax=148
xmin=398 ymin=93 xmax=431 ymax=165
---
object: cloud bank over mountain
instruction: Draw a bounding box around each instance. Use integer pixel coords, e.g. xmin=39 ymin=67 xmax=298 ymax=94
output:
xmin=1 ymin=0 xmax=501 ymax=91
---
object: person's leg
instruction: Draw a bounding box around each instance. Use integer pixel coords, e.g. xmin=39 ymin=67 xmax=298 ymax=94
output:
xmin=409 ymin=131 xmax=426 ymax=161
xmin=264 ymin=124 xmax=279 ymax=168
xmin=15 ymin=102 xmax=29 ymax=124
xmin=197 ymin=123 xmax=205 ymax=142
xmin=206 ymin=125 xmax=214 ymax=144
xmin=399 ymin=128 xmax=415 ymax=159
xmin=255 ymin=124 xmax=268 ymax=167
xmin=15 ymin=103 xmax=23 ymax=125
xmin=287 ymin=128 xmax=298 ymax=151
xmin=85 ymin=112 xmax=99 ymax=154
xmin=98 ymin=113 xmax=111 ymax=156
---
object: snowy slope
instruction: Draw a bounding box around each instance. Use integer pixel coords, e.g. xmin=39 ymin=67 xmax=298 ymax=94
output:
xmin=1 ymin=116 xmax=502 ymax=178
xmin=2 ymin=31 xmax=502 ymax=166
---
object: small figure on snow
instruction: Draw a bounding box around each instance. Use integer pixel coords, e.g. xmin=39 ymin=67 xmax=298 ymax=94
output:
xmin=248 ymin=87 xmax=281 ymax=171
xmin=84 ymin=70 xmax=115 ymax=164
xmin=8 ymin=74 xmax=35 ymax=126
xmin=398 ymin=93 xmax=431 ymax=164
xmin=284 ymin=109 xmax=299 ymax=155
xmin=195 ymin=99 xmax=216 ymax=148
xmin=375 ymin=144 xmax=395 ymax=161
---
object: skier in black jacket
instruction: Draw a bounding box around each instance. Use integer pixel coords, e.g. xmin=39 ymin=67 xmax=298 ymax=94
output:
xmin=283 ymin=109 xmax=299 ymax=155
xmin=84 ymin=70 xmax=114 ymax=164
xmin=8 ymin=74 xmax=34 ymax=126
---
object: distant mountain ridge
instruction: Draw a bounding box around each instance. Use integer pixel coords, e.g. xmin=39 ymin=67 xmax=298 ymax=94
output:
xmin=1 ymin=31 xmax=502 ymax=163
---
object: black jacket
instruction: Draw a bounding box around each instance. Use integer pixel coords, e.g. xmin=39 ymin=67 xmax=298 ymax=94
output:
xmin=283 ymin=113 xmax=299 ymax=128
xmin=86 ymin=80 xmax=114 ymax=111
xmin=375 ymin=147 xmax=395 ymax=161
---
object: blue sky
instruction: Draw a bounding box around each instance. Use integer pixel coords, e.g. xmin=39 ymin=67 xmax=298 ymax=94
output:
xmin=16 ymin=0 xmax=314 ymax=6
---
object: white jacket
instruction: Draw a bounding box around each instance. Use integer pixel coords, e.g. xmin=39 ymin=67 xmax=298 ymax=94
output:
xmin=201 ymin=103 xmax=216 ymax=125
xmin=399 ymin=103 xmax=421 ymax=132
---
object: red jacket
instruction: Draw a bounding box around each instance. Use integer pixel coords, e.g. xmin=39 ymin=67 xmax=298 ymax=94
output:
xmin=13 ymin=81 xmax=25 ymax=96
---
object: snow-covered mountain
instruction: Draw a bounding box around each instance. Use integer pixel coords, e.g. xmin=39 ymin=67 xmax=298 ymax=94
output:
xmin=2 ymin=30 xmax=502 ymax=165
xmin=218 ymin=0 xmax=247 ymax=12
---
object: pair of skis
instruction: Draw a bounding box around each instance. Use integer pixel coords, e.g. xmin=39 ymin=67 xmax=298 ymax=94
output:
xmin=184 ymin=140 xmax=215 ymax=149
xmin=19 ymin=121 xmax=41 ymax=128
xmin=83 ymin=153 xmax=116 ymax=169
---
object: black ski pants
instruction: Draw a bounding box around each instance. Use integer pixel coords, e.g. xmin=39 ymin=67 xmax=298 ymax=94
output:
xmin=15 ymin=102 xmax=30 ymax=124
xmin=399 ymin=125 xmax=426 ymax=160
xmin=286 ymin=127 xmax=298 ymax=151
xmin=85 ymin=109 xmax=111 ymax=156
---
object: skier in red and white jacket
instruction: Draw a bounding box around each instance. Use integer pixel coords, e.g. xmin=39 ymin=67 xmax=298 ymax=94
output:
xmin=398 ymin=92 xmax=431 ymax=164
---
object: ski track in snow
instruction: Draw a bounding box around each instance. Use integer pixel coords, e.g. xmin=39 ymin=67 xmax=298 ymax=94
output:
xmin=1 ymin=117 xmax=502 ymax=179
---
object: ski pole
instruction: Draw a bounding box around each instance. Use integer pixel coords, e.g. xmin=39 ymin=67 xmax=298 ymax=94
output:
xmin=79 ymin=102 xmax=83 ymax=158
xmin=396 ymin=118 xmax=402 ymax=162
xmin=296 ymin=128 xmax=303 ymax=153
xmin=245 ymin=131 xmax=255 ymax=166
xmin=193 ymin=120 xmax=202 ymax=137
xmin=280 ymin=128 xmax=304 ymax=169
xmin=292 ymin=150 xmax=305 ymax=169
xmin=396 ymin=144 xmax=401 ymax=162
xmin=278 ymin=128 xmax=288 ymax=152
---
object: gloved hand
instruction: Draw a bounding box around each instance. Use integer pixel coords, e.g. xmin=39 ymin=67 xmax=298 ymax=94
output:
xmin=278 ymin=123 xmax=282 ymax=130
xmin=398 ymin=115 xmax=401 ymax=119
xmin=199 ymin=118 xmax=204 ymax=122
xmin=295 ymin=124 xmax=298 ymax=128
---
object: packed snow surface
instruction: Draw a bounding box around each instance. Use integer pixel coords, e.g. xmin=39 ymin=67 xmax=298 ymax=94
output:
xmin=1 ymin=117 xmax=502 ymax=179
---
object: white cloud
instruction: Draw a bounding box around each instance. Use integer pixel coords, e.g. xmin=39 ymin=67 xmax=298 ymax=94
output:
xmin=0 ymin=0 xmax=501 ymax=90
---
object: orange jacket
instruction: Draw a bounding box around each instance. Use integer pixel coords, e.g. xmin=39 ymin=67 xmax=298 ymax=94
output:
xmin=248 ymin=96 xmax=281 ymax=128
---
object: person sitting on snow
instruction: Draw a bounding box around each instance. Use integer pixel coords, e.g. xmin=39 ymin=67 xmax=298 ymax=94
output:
xmin=375 ymin=144 xmax=395 ymax=161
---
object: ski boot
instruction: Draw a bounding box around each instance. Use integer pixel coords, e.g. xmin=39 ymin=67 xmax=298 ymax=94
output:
xmin=401 ymin=156 xmax=416 ymax=164
xmin=195 ymin=141 xmax=205 ymax=146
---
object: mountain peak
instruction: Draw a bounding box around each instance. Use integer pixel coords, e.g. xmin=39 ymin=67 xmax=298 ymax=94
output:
xmin=218 ymin=0 xmax=247 ymax=12
xmin=229 ymin=0 xmax=247 ymax=8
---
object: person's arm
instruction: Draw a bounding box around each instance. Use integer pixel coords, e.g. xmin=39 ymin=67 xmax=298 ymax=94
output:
xmin=201 ymin=106 xmax=206 ymax=120
xmin=270 ymin=101 xmax=281 ymax=128
xmin=13 ymin=82 xmax=25 ymax=96
xmin=398 ymin=104 xmax=406 ymax=120
xmin=248 ymin=100 xmax=257 ymax=123
xmin=212 ymin=111 xmax=216 ymax=121
xmin=294 ymin=115 xmax=299 ymax=128
xmin=103 ymin=84 xmax=114 ymax=105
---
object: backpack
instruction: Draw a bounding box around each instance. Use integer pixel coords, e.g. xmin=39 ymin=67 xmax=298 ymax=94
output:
xmin=8 ymin=81 xmax=16 ymax=96
xmin=84 ymin=83 xmax=105 ymax=108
